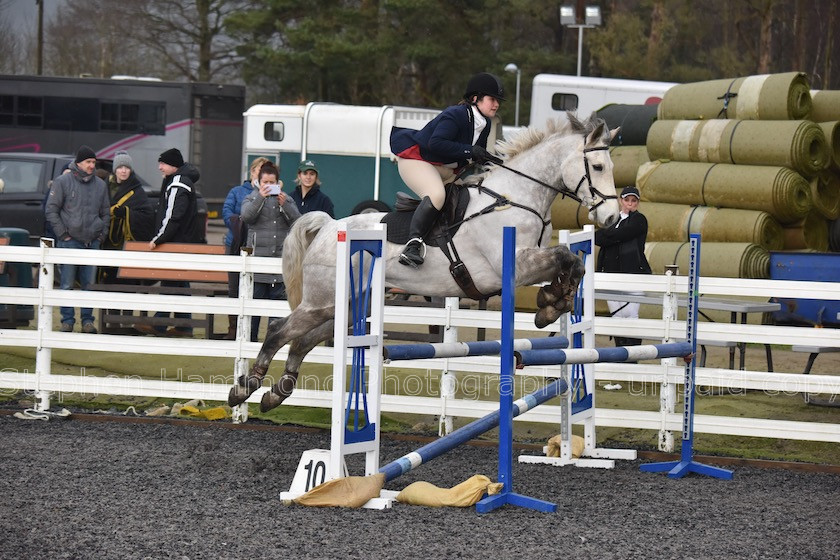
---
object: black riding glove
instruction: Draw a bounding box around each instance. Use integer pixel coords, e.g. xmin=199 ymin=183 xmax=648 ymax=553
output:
xmin=471 ymin=145 xmax=503 ymax=165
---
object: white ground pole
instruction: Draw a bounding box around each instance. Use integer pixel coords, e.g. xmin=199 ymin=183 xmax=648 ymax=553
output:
xmin=519 ymin=225 xmax=638 ymax=469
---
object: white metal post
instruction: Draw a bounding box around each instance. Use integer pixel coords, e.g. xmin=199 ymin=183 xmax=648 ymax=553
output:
xmin=34 ymin=238 xmax=54 ymax=412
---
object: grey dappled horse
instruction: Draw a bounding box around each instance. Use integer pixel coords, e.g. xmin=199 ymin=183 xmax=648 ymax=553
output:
xmin=229 ymin=114 xmax=621 ymax=412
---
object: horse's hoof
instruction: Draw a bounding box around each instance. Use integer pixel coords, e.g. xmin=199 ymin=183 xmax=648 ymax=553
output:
xmin=260 ymin=390 xmax=284 ymax=413
xmin=228 ymin=385 xmax=252 ymax=407
xmin=535 ymin=306 xmax=561 ymax=329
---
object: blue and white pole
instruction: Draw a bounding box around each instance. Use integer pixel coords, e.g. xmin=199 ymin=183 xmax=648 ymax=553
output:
xmin=383 ymin=336 xmax=570 ymax=362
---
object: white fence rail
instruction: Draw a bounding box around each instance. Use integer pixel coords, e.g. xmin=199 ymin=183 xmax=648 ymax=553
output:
xmin=0 ymin=243 xmax=839 ymax=448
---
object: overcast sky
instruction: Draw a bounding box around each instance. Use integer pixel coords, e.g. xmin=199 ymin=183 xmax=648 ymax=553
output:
xmin=3 ymin=0 xmax=62 ymax=36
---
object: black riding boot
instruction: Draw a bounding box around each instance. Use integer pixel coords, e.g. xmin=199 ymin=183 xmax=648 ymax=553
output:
xmin=399 ymin=196 xmax=440 ymax=267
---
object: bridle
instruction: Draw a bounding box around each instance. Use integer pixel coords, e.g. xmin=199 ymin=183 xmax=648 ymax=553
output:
xmin=444 ymin=140 xmax=617 ymax=246
xmin=495 ymin=144 xmax=617 ymax=213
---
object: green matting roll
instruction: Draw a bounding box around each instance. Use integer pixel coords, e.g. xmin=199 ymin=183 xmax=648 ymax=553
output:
xmin=636 ymin=160 xmax=812 ymax=224
xmin=647 ymin=119 xmax=829 ymax=178
xmin=645 ymin=241 xmax=770 ymax=279
xmin=811 ymin=171 xmax=840 ymax=220
xmin=610 ymin=145 xmax=650 ymax=187
xmin=643 ymin=202 xmax=783 ymax=250
xmin=782 ymin=210 xmax=829 ymax=252
xmin=810 ymin=90 xmax=840 ymax=122
xmin=550 ymin=194 xmax=592 ymax=231
xmin=818 ymin=121 xmax=840 ymax=172
xmin=657 ymin=72 xmax=812 ymax=121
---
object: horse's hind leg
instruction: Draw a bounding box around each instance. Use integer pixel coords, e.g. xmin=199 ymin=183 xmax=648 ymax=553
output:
xmin=227 ymin=306 xmax=332 ymax=406
xmin=260 ymin=319 xmax=335 ymax=412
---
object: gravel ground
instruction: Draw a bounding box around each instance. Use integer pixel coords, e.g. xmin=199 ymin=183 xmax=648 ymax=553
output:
xmin=1 ymin=415 xmax=838 ymax=560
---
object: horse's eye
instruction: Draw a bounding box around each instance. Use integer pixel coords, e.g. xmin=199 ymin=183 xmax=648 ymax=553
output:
xmin=592 ymin=164 xmax=604 ymax=172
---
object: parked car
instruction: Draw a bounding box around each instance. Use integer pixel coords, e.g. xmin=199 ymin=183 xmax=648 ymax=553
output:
xmin=0 ymin=152 xmax=207 ymax=245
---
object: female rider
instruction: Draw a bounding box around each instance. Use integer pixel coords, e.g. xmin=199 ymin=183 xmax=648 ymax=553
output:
xmin=390 ymin=72 xmax=505 ymax=267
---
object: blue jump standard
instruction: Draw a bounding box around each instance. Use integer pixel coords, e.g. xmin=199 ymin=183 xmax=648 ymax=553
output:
xmin=639 ymin=234 xmax=734 ymax=480
xmin=383 ymin=336 xmax=570 ymax=362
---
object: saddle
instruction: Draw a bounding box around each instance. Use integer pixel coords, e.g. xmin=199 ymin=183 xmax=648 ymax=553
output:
xmin=380 ymin=182 xmax=470 ymax=247
xmin=380 ymin=183 xmax=495 ymax=301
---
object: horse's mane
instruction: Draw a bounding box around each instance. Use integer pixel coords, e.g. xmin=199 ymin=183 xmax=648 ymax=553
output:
xmin=463 ymin=113 xmax=607 ymax=185
xmin=496 ymin=113 xmax=606 ymax=160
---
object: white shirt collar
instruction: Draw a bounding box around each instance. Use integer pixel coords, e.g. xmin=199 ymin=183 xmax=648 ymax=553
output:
xmin=470 ymin=105 xmax=487 ymax=145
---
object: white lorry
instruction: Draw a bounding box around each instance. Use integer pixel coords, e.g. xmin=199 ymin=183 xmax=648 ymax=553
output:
xmin=241 ymin=74 xmax=677 ymax=217
xmin=528 ymin=73 xmax=677 ymax=130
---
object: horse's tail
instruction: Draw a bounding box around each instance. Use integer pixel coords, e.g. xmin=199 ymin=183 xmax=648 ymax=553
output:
xmin=283 ymin=211 xmax=333 ymax=309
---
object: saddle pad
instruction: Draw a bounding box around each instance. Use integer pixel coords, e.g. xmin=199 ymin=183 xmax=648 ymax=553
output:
xmin=381 ymin=185 xmax=472 ymax=246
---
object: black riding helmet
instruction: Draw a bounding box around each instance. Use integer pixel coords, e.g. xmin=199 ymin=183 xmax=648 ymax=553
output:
xmin=464 ymin=72 xmax=506 ymax=102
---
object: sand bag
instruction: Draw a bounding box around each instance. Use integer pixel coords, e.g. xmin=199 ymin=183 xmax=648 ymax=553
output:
xmin=546 ymin=434 xmax=585 ymax=458
xmin=293 ymin=473 xmax=386 ymax=508
xmin=396 ymin=474 xmax=503 ymax=507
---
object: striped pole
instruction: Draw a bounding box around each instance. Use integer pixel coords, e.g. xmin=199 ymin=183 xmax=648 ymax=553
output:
xmin=383 ymin=336 xmax=569 ymax=362
xmin=515 ymin=342 xmax=693 ymax=367
xmin=378 ymin=376 xmax=568 ymax=482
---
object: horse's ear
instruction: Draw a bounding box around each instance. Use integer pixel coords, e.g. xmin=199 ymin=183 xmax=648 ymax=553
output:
xmin=586 ymin=122 xmax=606 ymax=146
xmin=609 ymin=126 xmax=621 ymax=143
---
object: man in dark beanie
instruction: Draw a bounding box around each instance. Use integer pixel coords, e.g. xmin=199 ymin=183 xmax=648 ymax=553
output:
xmin=45 ymin=144 xmax=110 ymax=333
xmin=158 ymin=148 xmax=185 ymax=169
xmin=136 ymin=148 xmax=202 ymax=337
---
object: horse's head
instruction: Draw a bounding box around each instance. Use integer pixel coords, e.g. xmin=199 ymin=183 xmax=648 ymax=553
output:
xmin=563 ymin=113 xmax=621 ymax=228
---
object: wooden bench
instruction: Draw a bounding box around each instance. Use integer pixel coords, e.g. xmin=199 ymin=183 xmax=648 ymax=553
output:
xmin=96 ymin=242 xmax=228 ymax=338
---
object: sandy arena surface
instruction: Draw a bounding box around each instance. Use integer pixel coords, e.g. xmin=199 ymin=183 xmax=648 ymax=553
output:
xmin=1 ymin=415 xmax=838 ymax=560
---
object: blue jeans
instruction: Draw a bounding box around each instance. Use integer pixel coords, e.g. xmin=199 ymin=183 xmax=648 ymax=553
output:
xmin=57 ymin=238 xmax=99 ymax=326
xmin=251 ymin=281 xmax=286 ymax=342
xmin=153 ymin=280 xmax=192 ymax=333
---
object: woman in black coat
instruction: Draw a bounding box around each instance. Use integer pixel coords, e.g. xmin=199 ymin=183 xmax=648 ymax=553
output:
xmin=99 ymin=151 xmax=155 ymax=284
xmin=595 ymin=186 xmax=652 ymax=346
xmin=104 ymin=151 xmax=155 ymax=249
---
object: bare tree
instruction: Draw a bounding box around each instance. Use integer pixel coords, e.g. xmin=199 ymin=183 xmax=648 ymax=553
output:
xmin=123 ymin=0 xmax=247 ymax=82
xmin=0 ymin=1 xmax=33 ymax=74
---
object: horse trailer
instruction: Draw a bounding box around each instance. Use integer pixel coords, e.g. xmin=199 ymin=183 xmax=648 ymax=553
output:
xmin=0 ymin=74 xmax=244 ymax=214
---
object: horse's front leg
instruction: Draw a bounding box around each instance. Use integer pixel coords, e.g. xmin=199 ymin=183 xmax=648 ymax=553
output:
xmin=516 ymin=245 xmax=585 ymax=328
xmin=260 ymin=319 xmax=335 ymax=412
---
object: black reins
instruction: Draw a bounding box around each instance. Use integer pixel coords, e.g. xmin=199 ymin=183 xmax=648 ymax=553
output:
xmin=495 ymin=145 xmax=616 ymax=212
xmin=438 ymin=142 xmax=617 ymax=248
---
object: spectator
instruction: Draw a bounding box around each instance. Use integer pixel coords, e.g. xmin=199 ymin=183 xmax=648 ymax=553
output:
xmin=98 ymin=150 xmax=155 ymax=284
xmin=45 ymin=145 xmax=110 ymax=333
xmin=594 ymin=185 xmax=652 ymax=347
xmin=135 ymin=148 xmax=202 ymax=338
xmin=289 ymin=159 xmax=334 ymax=217
xmin=219 ymin=156 xmax=270 ymax=339
xmin=240 ymin=161 xmax=301 ymax=342
xmin=390 ymin=72 xmax=504 ymax=267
